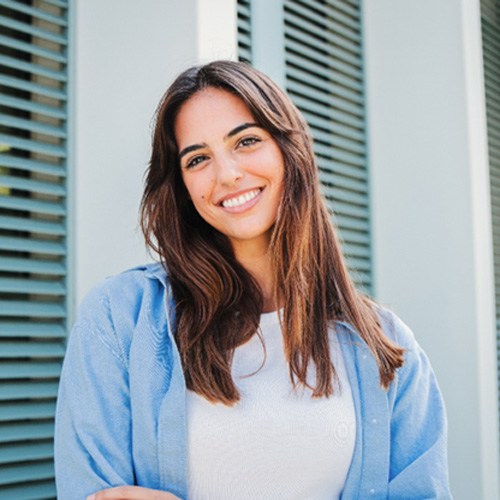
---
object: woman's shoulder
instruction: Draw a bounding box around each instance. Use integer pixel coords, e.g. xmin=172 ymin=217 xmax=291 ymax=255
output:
xmin=72 ymin=263 xmax=170 ymax=357
xmin=77 ymin=262 xmax=168 ymax=317
xmin=373 ymin=304 xmax=418 ymax=351
xmin=336 ymin=302 xmax=418 ymax=352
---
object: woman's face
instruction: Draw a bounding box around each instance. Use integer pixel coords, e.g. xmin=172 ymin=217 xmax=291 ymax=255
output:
xmin=175 ymin=87 xmax=285 ymax=254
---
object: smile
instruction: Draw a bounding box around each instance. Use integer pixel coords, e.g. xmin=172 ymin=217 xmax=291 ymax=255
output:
xmin=221 ymin=188 xmax=262 ymax=208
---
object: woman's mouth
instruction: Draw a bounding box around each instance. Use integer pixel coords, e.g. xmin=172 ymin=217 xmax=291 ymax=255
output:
xmin=221 ymin=188 xmax=262 ymax=208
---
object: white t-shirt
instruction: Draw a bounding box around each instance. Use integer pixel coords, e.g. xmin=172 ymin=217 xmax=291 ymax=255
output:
xmin=187 ymin=310 xmax=356 ymax=500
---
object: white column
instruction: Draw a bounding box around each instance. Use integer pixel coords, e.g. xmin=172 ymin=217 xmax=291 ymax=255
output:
xmin=72 ymin=0 xmax=238 ymax=307
xmin=362 ymin=0 xmax=499 ymax=498
xmin=197 ymin=0 xmax=238 ymax=62
xmin=250 ymin=0 xmax=286 ymax=89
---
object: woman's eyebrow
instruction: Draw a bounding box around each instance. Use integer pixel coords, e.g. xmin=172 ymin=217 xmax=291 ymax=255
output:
xmin=178 ymin=122 xmax=260 ymax=160
xmin=179 ymin=143 xmax=206 ymax=160
xmin=224 ymin=122 xmax=259 ymax=140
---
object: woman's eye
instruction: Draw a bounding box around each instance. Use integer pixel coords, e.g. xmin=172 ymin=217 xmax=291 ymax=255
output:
xmin=238 ymin=136 xmax=261 ymax=148
xmin=186 ymin=155 xmax=207 ymax=169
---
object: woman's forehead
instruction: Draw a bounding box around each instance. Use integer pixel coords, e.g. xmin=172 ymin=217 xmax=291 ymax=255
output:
xmin=174 ymin=88 xmax=257 ymax=146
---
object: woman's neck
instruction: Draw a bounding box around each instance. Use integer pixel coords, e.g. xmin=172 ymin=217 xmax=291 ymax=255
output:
xmin=232 ymin=238 xmax=278 ymax=313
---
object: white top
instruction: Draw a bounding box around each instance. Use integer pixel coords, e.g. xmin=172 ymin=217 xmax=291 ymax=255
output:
xmin=187 ymin=310 xmax=356 ymax=500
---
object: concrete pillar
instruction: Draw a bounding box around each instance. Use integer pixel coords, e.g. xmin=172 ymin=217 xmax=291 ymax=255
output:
xmin=362 ymin=0 xmax=499 ymax=498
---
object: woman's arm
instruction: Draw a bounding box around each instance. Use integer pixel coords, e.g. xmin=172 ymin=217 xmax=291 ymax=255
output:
xmin=55 ymin=285 xmax=136 ymax=498
xmin=87 ymin=486 xmax=180 ymax=499
xmin=387 ymin=313 xmax=452 ymax=499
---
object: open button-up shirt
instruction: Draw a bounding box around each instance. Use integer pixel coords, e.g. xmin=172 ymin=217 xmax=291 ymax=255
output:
xmin=55 ymin=263 xmax=452 ymax=499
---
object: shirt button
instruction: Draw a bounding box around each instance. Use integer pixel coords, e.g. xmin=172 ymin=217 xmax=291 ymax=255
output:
xmin=372 ymin=418 xmax=377 ymax=424
xmin=362 ymin=354 xmax=367 ymax=359
xmin=369 ymin=489 xmax=375 ymax=494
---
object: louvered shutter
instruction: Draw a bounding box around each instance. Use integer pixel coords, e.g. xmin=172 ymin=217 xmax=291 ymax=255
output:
xmin=481 ymin=0 xmax=500 ymax=439
xmin=284 ymin=0 xmax=370 ymax=291
xmin=237 ymin=0 xmax=371 ymax=292
xmin=237 ymin=0 xmax=252 ymax=63
xmin=0 ymin=0 xmax=69 ymax=497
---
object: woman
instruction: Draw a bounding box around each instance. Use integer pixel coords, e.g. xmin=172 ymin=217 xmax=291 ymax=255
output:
xmin=55 ymin=61 xmax=451 ymax=499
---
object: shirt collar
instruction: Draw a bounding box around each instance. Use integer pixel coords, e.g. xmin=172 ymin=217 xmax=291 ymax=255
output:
xmin=143 ymin=261 xmax=168 ymax=286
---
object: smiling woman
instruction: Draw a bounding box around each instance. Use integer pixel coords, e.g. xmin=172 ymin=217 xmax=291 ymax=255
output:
xmin=54 ymin=61 xmax=452 ymax=500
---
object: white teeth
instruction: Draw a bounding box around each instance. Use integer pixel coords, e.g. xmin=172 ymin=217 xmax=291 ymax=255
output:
xmin=222 ymin=189 xmax=260 ymax=208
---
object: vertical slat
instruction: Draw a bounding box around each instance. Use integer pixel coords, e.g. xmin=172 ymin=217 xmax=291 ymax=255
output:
xmin=0 ymin=0 xmax=70 ymax=496
xmin=481 ymin=0 xmax=500 ymax=448
xmin=237 ymin=0 xmax=252 ymax=63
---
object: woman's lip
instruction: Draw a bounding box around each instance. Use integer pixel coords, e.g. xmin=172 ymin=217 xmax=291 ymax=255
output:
xmin=216 ymin=187 xmax=263 ymax=206
xmin=218 ymin=187 xmax=264 ymax=213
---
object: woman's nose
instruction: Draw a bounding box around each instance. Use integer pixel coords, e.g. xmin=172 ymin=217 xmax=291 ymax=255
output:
xmin=214 ymin=154 xmax=243 ymax=186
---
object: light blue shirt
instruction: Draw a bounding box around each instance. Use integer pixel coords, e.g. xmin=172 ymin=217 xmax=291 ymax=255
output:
xmin=55 ymin=263 xmax=452 ymax=499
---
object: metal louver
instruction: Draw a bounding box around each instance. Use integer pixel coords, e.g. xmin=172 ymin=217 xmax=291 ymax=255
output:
xmin=481 ymin=0 xmax=500 ymax=443
xmin=237 ymin=0 xmax=371 ymax=292
xmin=0 ymin=0 xmax=69 ymax=497
xmin=283 ymin=0 xmax=370 ymax=291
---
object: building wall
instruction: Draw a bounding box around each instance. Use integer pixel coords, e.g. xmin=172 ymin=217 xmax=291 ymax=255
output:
xmin=72 ymin=0 xmax=500 ymax=497
xmin=4 ymin=0 xmax=490 ymax=497
xmin=363 ymin=0 xmax=499 ymax=498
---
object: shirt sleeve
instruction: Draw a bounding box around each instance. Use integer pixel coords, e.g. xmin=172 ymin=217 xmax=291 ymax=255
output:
xmin=54 ymin=284 xmax=135 ymax=499
xmin=386 ymin=313 xmax=452 ymax=499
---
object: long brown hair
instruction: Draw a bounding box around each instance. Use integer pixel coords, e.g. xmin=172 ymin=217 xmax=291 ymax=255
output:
xmin=141 ymin=60 xmax=404 ymax=404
